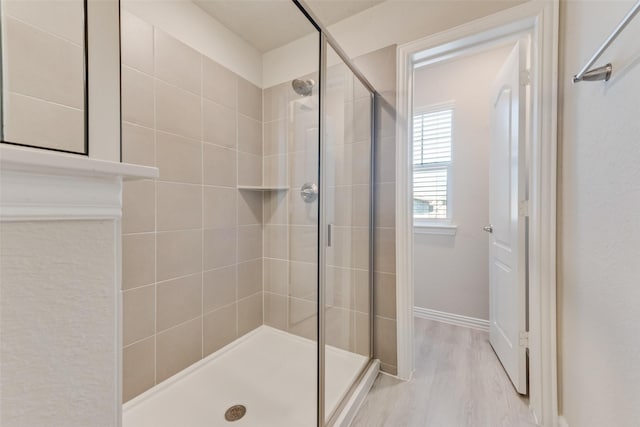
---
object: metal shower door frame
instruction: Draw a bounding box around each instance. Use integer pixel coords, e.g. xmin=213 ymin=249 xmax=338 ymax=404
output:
xmin=291 ymin=1 xmax=378 ymax=426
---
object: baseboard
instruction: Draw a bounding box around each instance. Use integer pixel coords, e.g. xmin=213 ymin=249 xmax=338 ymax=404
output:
xmin=558 ymin=416 xmax=570 ymax=427
xmin=414 ymin=307 xmax=489 ymax=331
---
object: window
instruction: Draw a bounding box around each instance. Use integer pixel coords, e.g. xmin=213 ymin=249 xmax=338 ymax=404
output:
xmin=413 ymin=105 xmax=453 ymax=222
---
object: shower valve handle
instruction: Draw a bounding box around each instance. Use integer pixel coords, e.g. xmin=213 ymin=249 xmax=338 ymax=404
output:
xmin=300 ymin=183 xmax=318 ymax=203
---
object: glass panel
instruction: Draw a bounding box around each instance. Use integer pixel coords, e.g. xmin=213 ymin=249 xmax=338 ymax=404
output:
xmin=323 ymin=44 xmax=372 ymax=423
xmin=0 ymin=0 xmax=87 ymax=153
xmin=118 ymin=2 xmax=320 ymax=426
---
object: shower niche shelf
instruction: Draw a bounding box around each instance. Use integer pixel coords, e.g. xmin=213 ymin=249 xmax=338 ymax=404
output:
xmin=237 ymin=186 xmax=289 ymax=191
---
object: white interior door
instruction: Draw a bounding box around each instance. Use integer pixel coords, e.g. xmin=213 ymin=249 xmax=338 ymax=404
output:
xmin=488 ymin=40 xmax=528 ymax=395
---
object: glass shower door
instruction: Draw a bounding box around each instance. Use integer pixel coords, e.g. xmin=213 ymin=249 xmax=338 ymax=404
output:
xmin=320 ymin=42 xmax=374 ymax=425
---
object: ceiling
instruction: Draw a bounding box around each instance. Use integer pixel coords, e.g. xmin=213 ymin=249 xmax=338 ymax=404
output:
xmin=193 ymin=0 xmax=385 ymax=53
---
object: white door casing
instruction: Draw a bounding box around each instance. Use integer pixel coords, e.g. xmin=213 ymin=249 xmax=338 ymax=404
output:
xmin=397 ymin=2 xmax=559 ymax=424
xmin=488 ymin=40 xmax=528 ymax=395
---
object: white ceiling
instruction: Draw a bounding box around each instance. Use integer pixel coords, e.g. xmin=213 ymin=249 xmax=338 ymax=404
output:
xmin=193 ymin=0 xmax=384 ymax=53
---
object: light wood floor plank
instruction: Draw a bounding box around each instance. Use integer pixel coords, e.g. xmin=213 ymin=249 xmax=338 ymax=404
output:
xmin=351 ymin=318 xmax=537 ymax=427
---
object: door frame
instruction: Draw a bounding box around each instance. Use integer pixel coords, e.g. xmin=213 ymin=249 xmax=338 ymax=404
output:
xmin=394 ymin=1 xmax=559 ymax=426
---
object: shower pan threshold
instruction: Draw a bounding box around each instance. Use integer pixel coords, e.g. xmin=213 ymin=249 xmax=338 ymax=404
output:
xmin=123 ymin=326 xmax=376 ymax=427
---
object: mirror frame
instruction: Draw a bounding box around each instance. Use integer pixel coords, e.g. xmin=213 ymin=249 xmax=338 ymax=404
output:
xmin=0 ymin=0 xmax=89 ymax=155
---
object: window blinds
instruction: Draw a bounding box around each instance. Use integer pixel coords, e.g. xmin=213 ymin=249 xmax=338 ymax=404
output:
xmin=413 ymin=108 xmax=453 ymax=220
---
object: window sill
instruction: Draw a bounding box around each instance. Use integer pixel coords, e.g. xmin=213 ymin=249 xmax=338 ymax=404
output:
xmin=413 ymin=223 xmax=457 ymax=236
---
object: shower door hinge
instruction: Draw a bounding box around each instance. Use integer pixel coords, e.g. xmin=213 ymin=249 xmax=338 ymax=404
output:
xmin=519 ymin=331 xmax=529 ymax=348
xmin=520 ymin=69 xmax=531 ymax=87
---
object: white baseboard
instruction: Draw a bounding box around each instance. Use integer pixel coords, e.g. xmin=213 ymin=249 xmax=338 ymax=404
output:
xmin=558 ymin=416 xmax=569 ymax=427
xmin=414 ymin=307 xmax=490 ymax=332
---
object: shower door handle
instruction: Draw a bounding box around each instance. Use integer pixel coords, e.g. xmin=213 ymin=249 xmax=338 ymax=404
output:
xmin=327 ymin=224 xmax=333 ymax=247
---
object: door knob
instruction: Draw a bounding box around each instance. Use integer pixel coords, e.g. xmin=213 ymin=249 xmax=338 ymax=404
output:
xmin=483 ymin=225 xmax=493 ymax=233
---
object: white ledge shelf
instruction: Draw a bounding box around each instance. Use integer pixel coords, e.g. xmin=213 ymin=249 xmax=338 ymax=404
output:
xmin=1 ymin=144 xmax=159 ymax=222
xmin=0 ymin=144 xmax=158 ymax=181
xmin=237 ymin=186 xmax=289 ymax=191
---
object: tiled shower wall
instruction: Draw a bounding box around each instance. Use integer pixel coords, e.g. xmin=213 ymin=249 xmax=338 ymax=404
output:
xmin=260 ymin=68 xmax=373 ymax=359
xmin=260 ymin=51 xmax=397 ymax=373
xmin=354 ymin=46 xmax=398 ymax=375
xmin=120 ymin=9 xmax=398 ymax=400
xmin=324 ymin=62 xmax=372 ymax=358
xmin=262 ymin=79 xmax=320 ymax=342
xmin=120 ymin=12 xmax=264 ymax=402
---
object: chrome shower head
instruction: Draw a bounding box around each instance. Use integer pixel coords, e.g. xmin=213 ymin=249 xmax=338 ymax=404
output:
xmin=292 ymin=78 xmax=315 ymax=96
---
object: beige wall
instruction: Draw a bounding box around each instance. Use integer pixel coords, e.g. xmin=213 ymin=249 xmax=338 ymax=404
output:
xmin=412 ymin=45 xmax=513 ymax=320
xmin=120 ymin=11 xmax=264 ymax=402
xmin=122 ymin=0 xmax=263 ymax=86
xmin=261 ymin=48 xmax=393 ymax=370
xmin=558 ymin=0 xmax=640 ymax=425
xmin=324 ymin=61 xmax=373 ymax=357
xmin=262 ymin=77 xmax=320 ymax=341
xmin=352 ymin=46 xmax=399 ymax=374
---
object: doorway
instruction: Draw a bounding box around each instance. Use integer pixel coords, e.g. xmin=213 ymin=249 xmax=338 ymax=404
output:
xmin=395 ymin=2 xmax=559 ymax=425
xmin=411 ymin=29 xmax=529 ymax=389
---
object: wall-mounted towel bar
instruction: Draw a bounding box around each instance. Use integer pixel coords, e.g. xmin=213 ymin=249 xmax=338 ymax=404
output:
xmin=573 ymin=0 xmax=640 ymax=83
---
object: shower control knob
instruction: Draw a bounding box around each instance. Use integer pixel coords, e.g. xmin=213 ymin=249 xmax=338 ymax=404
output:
xmin=300 ymin=183 xmax=318 ymax=203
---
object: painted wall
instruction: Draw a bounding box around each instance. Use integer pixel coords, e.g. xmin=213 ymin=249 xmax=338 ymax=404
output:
xmin=558 ymin=0 xmax=640 ymax=425
xmin=1 ymin=221 xmax=118 ymax=427
xmin=412 ymin=45 xmax=513 ymax=320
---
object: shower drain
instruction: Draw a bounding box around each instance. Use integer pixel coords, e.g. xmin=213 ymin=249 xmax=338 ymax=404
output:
xmin=224 ymin=405 xmax=246 ymax=422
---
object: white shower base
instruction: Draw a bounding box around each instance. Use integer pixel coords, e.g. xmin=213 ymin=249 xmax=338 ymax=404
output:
xmin=123 ymin=326 xmax=371 ymax=427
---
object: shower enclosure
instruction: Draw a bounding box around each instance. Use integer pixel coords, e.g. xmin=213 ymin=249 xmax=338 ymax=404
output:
xmin=119 ymin=1 xmax=376 ymax=425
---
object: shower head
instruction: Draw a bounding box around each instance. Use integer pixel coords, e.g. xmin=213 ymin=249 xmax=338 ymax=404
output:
xmin=292 ymin=78 xmax=315 ymax=96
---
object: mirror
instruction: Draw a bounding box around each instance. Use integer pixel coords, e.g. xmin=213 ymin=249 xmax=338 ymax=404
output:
xmin=1 ymin=0 xmax=87 ymax=154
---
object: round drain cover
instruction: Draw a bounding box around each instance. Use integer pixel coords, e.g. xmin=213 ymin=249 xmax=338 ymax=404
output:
xmin=224 ymin=405 xmax=246 ymax=422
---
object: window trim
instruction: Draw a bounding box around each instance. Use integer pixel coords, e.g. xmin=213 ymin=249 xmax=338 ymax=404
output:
xmin=412 ymin=102 xmax=455 ymax=224
xmin=413 ymin=223 xmax=458 ymax=235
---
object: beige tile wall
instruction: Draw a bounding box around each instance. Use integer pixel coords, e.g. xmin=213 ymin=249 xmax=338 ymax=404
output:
xmin=261 ymin=64 xmax=376 ymax=361
xmin=1 ymin=0 xmax=85 ymax=152
xmin=324 ymin=62 xmax=373 ymax=358
xmin=260 ymin=51 xmax=397 ymax=374
xmin=120 ymin=12 xmax=263 ymax=402
xmin=354 ymin=46 xmax=398 ymax=375
xmin=262 ymin=79 xmax=320 ymax=342
xmin=121 ymin=12 xmax=396 ymax=400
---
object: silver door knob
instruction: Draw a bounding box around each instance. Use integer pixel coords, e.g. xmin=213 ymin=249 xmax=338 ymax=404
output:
xmin=483 ymin=225 xmax=493 ymax=233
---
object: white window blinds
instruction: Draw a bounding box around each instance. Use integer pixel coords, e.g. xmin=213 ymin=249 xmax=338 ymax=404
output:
xmin=413 ymin=107 xmax=453 ymax=220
